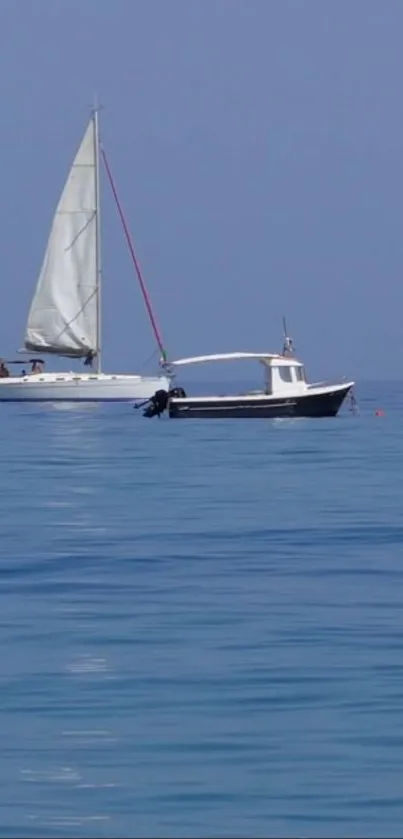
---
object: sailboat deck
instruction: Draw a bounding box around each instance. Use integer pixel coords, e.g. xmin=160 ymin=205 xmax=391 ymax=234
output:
xmin=0 ymin=372 xmax=146 ymax=385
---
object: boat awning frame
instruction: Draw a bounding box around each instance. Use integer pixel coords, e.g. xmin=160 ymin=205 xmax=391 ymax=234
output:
xmin=165 ymin=352 xmax=304 ymax=367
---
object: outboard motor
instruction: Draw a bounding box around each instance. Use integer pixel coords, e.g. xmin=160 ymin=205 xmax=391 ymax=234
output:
xmin=143 ymin=389 xmax=169 ymax=418
xmin=143 ymin=387 xmax=186 ymax=418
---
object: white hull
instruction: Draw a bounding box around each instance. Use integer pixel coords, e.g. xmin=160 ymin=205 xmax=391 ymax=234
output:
xmin=0 ymin=372 xmax=171 ymax=402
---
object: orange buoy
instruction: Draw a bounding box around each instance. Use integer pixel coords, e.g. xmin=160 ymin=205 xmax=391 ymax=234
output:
xmin=375 ymin=409 xmax=385 ymax=416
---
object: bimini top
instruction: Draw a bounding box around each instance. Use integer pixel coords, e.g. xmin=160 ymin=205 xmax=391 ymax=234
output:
xmin=167 ymin=352 xmax=304 ymax=368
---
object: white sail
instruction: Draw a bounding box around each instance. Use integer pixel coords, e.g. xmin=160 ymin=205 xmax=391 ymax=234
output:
xmin=24 ymin=118 xmax=98 ymax=358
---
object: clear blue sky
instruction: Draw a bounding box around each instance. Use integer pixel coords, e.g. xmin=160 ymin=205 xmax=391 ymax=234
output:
xmin=0 ymin=0 xmax=402 ymax=380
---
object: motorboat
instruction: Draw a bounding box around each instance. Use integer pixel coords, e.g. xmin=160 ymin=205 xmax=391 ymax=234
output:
xmin=142 ymin=349 xmax=354 ymax=420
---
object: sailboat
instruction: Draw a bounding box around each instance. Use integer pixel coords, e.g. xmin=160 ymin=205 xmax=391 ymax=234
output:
xmin=0 ymin=108 xmax=171 ymax=402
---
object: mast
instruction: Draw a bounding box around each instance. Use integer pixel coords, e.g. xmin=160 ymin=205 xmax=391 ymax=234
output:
xmin=93 ymin=103 xmax=102 ymax=374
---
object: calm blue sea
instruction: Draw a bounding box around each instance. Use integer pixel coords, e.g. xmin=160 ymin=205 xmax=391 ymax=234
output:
xmin=1 ymin=380 xmax=402 ymax=838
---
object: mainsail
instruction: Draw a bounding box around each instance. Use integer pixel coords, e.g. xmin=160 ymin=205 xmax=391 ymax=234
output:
xmin=24 ymin=118 xmax=98 ymax=358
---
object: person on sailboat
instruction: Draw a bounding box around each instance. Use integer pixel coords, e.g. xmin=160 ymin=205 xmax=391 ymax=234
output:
xmin=0 ymin=360 xmax=10 ymax=378
xmin=84 ymin=350 xmax=96 ymax=367
xmin=31 ymin=360 xmax=44 ymax=374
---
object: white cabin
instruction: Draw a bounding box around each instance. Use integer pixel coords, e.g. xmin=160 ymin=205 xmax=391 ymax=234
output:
xmin=260 ymin=356 xmax=307 ymax=396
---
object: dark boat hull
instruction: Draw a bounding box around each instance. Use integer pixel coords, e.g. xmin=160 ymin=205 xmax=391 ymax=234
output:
xmin=168 ymin=384 xmax=353 ymax=419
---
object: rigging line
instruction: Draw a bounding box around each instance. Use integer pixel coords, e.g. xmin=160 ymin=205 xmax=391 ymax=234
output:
xmin=100 ymin=144 xmax=167 ymax=362
xmin=139 ymin=347 xmax=159 ymax=372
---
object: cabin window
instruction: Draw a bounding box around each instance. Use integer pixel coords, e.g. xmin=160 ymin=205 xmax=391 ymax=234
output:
xmin=278 ymin=366 xmax=293 ymax=383
xmin=296 ymin=366 xmax=305 ymax=382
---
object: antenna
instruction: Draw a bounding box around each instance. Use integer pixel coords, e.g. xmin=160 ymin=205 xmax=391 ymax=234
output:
xmin=282 ymin=315 xmax=295 ymax=356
